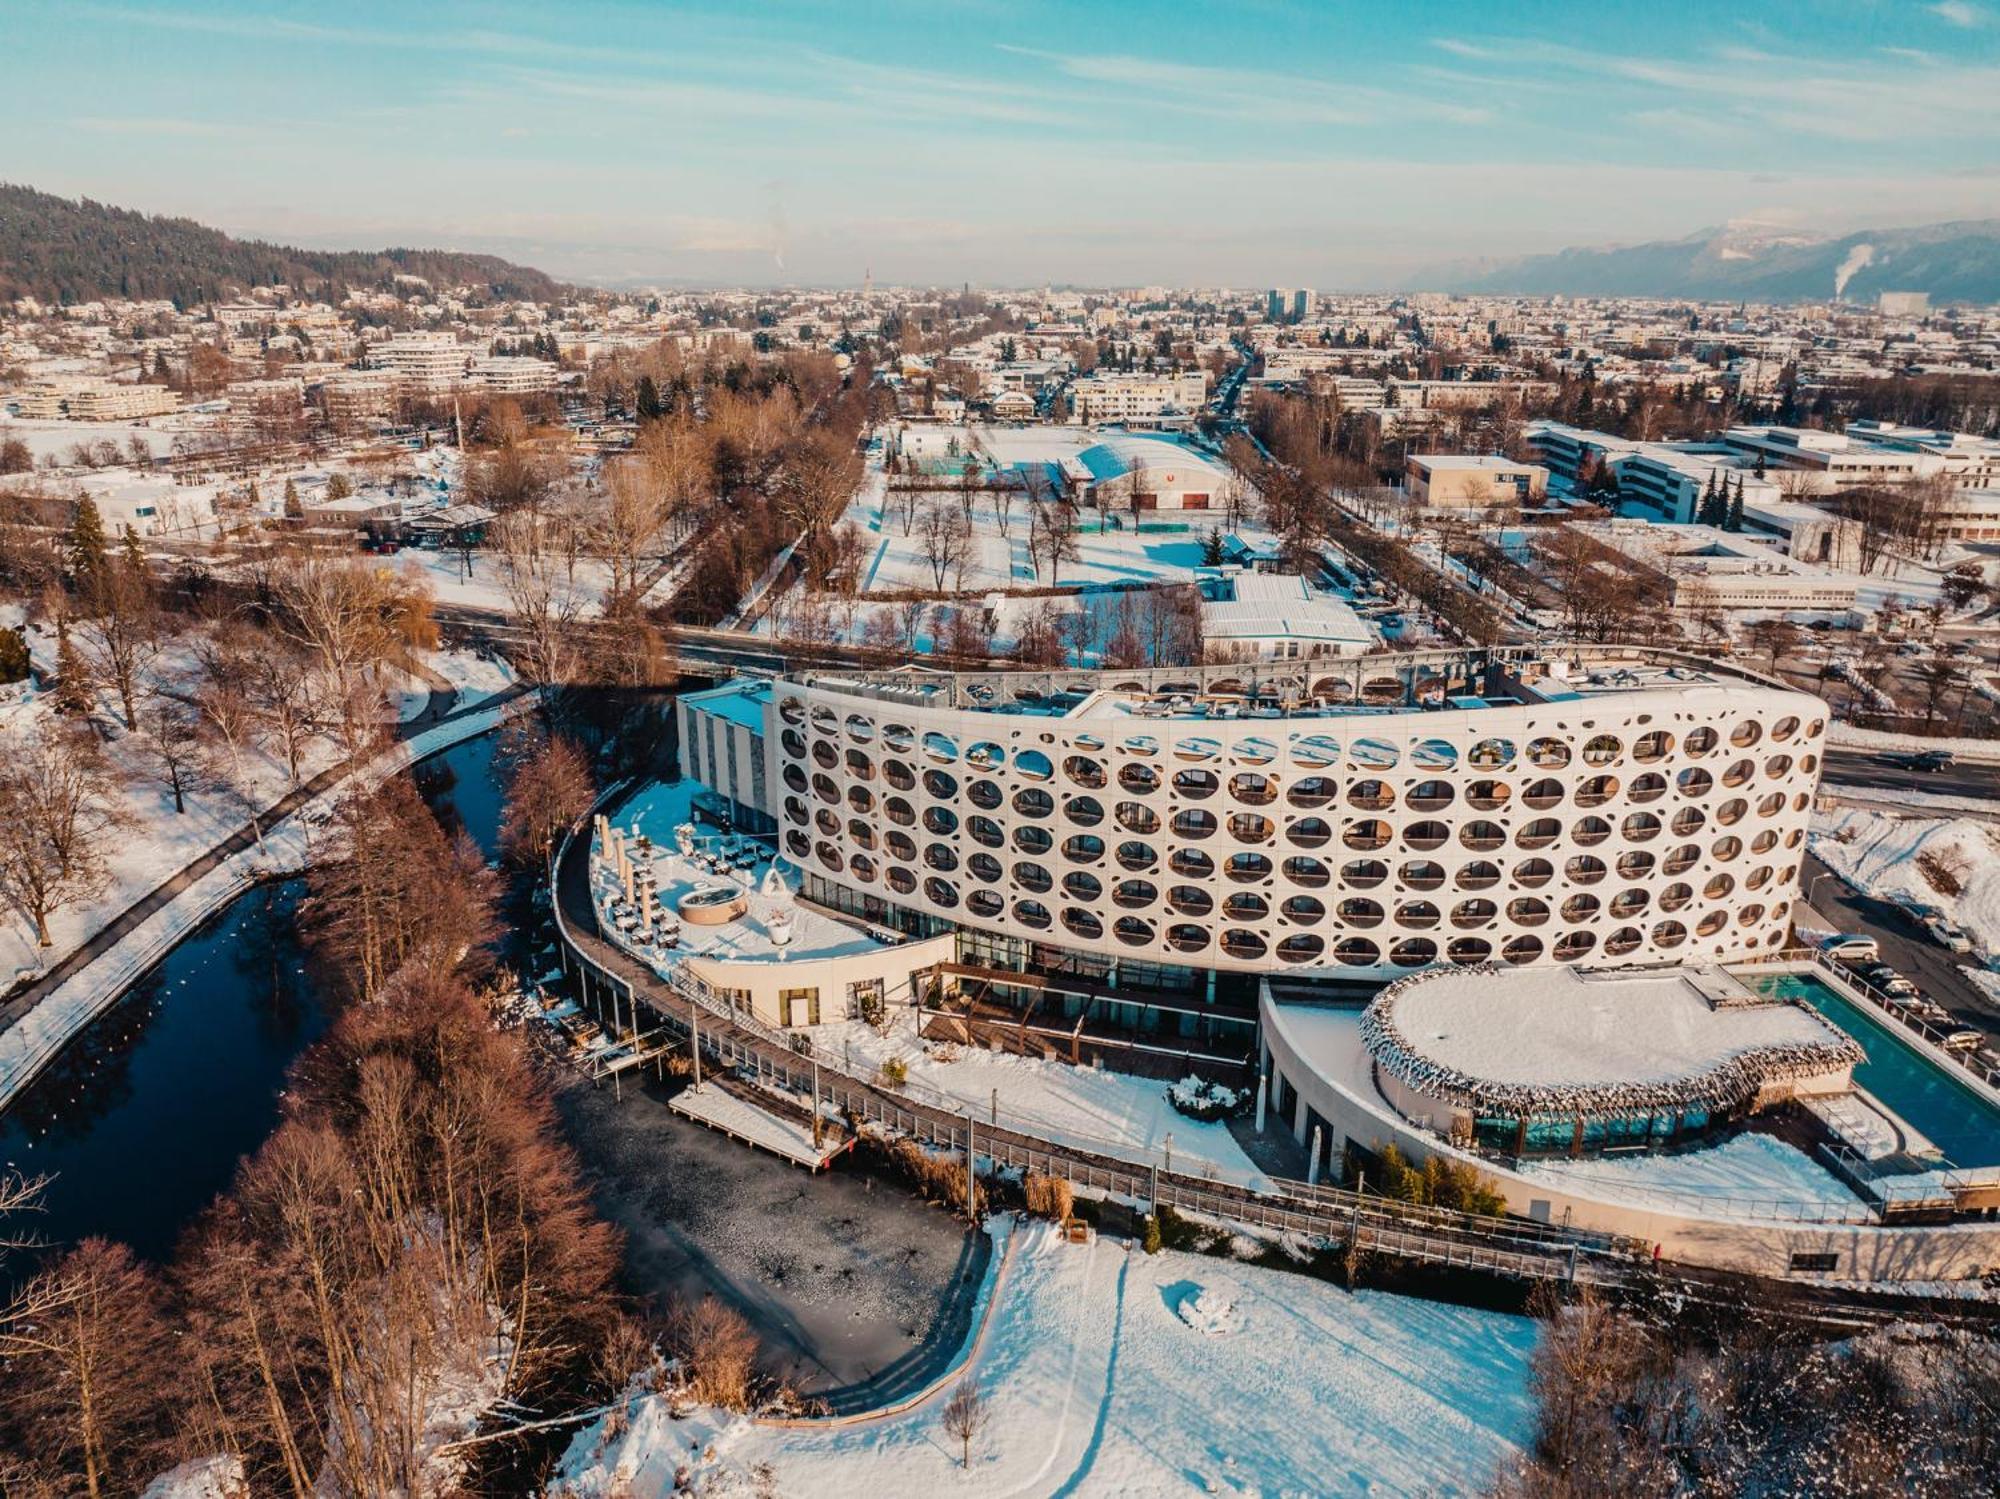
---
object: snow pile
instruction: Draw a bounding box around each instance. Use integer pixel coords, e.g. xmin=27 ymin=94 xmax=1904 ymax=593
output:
xmin=1174 ymin=1281 xmax=1244 ymax=1337
xmin=1827 ymin=723 xmax=2000 ymax=763
xmin=1812 ymin=807 xmax=2000 ymax=957
xmin=139 ymin=1456 xmax=247 ymax=1499
xmin=552 ymin=1223 xmax=1537 ymax=1497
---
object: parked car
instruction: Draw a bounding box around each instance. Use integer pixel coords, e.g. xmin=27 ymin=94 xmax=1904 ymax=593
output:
xmin=1926 ymin=915 xmax=1975 ymax=954
xmin=1883 ymin=977 xmax=1921 ymax=999
xmin=1823 ymin=934 xmax=1882 ymax=964
xmin=1943 ymin=1030 xmax=1987 ymax=1054
xmin=1888 ymin=749 xmax=1956 ymax=772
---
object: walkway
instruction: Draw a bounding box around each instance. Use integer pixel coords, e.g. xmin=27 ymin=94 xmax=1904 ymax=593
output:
xmin=0 ymin=683 xmax=537 ymax=1110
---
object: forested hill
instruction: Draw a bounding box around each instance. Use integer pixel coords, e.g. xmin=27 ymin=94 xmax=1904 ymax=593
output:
xmin=0 ymin=184 xmax=566 ymax=306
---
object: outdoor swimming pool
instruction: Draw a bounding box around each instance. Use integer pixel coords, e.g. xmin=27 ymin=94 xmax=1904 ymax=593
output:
xmin=1748 ymin=971 xmax=2000 ymax=1168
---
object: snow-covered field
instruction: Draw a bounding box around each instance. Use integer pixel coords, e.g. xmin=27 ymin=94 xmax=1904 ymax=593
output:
xmin=553 ymin=1221 xmax=1539 ymax=1497
xmin=1812 ymin=806 xmax=2000 ymax=957
xmin=389 ymin=545 xmax=618 ymax=619
xmin=1827 ymin=723 xmax=2000 ymax=764
xmin=1517 ymin=1131 xmax=1854 ymax=1214
xmin=820 ymin=1010 xmax=1270 ymax=1187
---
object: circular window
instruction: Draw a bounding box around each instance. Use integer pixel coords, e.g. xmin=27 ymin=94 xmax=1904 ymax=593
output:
xmin=1012 ymin=899 xmax=1052 ymax=929
xmin=1333 ymin=937 xmax=1382 ymax=965
xmin=1118 ymin=762 xmax=1160 ymax=794
xmin=1276 ymin=934 xmax=1325 ymax=964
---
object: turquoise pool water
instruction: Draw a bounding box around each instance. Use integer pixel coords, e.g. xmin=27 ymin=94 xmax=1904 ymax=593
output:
xmin=1748 ymin=972 xmax=2000 ymax=1167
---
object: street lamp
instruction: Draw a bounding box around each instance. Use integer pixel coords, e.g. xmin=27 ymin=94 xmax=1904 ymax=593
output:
xmin=1807 ymin=870 xmax=1839 ymax=915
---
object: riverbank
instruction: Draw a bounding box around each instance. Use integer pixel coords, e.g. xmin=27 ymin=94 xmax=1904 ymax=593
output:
xmin=555 ymin=1066 xmax=990 ymax=1409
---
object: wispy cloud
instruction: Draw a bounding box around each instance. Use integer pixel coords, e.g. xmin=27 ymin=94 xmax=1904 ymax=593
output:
xmin=1931 ymin=2 xmax=1984 ymax=27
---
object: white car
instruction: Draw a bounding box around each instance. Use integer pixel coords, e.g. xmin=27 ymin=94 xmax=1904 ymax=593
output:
xmin=1822 ymin=934 xmax=1881 ymax=964
xmin=1927 ymin=916 xmax=1974 ymax=954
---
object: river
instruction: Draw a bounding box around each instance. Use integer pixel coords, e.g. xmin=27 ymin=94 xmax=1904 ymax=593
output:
xmin=0 ymin=727 xmax=980 ymax=1404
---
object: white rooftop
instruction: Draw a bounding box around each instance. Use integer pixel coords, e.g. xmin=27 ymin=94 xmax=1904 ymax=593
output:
xmin=1368 ymin=965 xmax=1855 ymax=1097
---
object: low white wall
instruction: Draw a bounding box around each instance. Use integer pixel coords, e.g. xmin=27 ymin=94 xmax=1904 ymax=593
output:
xmin=683 ymin=931 xmax=956 ymax=1031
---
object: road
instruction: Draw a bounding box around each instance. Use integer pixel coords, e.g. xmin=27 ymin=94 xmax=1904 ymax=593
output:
xmin=1801 ymin=849 xmax=2000 ymax=1043
xmin=1821 ymin=748 xmax=2000 ymax=800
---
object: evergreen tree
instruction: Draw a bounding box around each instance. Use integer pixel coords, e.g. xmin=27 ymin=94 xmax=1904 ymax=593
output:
xmin=636 ymin=374 xmax=663 ymax=421
xmin=1725 ymin=475 xmax=1745 ymax=532
xmin=1201 ymin=526 xmax=1226 ymax=567
xmin=66 ymin=496 xmax=108 ymax=591
xmin=325 ymin=472 xmax=353 ymax=501
xmin=1699 ymin=471 xmax=1720 ymax=526
xmin=0 ymin=625 xmax=29 ymax=684
xmin=53 ymin=629 xmax=93 ymax=715
xmin=283 ymin=478 xmax=302 ymax=518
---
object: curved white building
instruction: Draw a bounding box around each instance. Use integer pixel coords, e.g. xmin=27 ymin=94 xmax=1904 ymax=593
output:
xmin=678 ymin=647 xmax=1826 ymax=1067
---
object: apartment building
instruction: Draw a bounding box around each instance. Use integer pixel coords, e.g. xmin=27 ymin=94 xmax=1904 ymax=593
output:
xmin=14 ymin=378 xmax=178 ymax=420
xmin=372 ymin=331 xmax=468 ymax=392
xmin=470 ymin=355 xmax=558 ymax=395
xmin=1067 ymin=370 xmax=1209 ymax=426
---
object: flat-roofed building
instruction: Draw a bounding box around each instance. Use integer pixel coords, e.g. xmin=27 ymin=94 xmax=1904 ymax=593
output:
xmin=1199 ymin=571 xmax=1378 ymax=660
xmin=1068 ymin=370 xmax=1209 ymax=427
xmin=1405 ymin=453 xmax=1547 ymax=508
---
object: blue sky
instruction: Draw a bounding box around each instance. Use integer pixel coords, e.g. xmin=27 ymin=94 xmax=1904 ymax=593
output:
xmin=3 ymin=0 xmax=1998 ymax=287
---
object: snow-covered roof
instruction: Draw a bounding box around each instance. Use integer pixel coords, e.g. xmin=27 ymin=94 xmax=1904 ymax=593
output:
xmin=1074 ymin=434 xmax=1229 ymax=485
xmin=1360 ymin=964 xmax=1863 ymax=1120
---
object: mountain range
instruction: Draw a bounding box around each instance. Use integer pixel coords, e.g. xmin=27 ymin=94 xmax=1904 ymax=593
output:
xmin=1426 ymin=219 xmax=2000 ymax=305
xmin=0 ymin=184 xmax=566 ymax=307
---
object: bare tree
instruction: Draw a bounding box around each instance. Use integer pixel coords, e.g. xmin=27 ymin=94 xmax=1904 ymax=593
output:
xmin=940 ymin=1378 xmax=991 ymax=1470
xmin=140 ymin=691 xmax=207 ymax=815
xmin=493 ymin=510 xmax=589 ymax=686
xmin=0 ymin=721 xmax=116 ymax=946
xmin=73 ymin=550 xmax=159 ymax=731
xmin=0 ymin=1238 xmax=174 ymax=1499
xmin=917 ymin=499 xmax=973 ymax=594
xmin=497 ymin=722 xmax=595 ymax=872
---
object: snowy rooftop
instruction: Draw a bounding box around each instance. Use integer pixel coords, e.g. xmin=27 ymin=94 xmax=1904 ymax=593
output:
xmin=1362 ymin=965 xmax=1864 ymax=1118
xmin=592 ymin=779 xmax=893 ymax=968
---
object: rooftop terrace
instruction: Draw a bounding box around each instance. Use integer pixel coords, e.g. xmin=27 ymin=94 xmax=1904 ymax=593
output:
xmin=784 ymin=644 xmax=1803 ymax=724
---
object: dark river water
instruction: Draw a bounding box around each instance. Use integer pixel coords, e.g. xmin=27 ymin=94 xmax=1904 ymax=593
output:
xmin=0 ymin=732 xmax=507 ymax=1272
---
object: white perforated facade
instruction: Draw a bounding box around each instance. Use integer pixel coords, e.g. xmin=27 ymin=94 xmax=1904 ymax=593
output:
xmin=749 ymin=651 xmax=1826 ymax=982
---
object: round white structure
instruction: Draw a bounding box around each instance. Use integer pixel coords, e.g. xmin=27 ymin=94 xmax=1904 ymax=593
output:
xmin=763 ymin=648 xmax=1827 ymax=980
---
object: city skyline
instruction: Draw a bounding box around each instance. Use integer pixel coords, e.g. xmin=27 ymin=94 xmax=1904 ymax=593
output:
xmin=5 ymin=0 xmax=2000 ymax=288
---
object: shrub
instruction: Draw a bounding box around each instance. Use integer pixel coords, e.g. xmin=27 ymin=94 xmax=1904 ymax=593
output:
xmin=1166 ymin=1073 xmax=1247 ymax=1122
xmin=879 ymin=1056 xmax=909 ymax=1088
xmin=1142 ymin=1213 xmax=1163 ymax=1255
xmin=665 ymin=1294 xmax=759 ymax=1411
xmin=886 ymin=1137 xmax=987 ymax=1218
xmin=1365 ymin=1141 xmax=1506 ymax=1217
xmin=1023 ymin=1171 xmax=1074 ymax=1222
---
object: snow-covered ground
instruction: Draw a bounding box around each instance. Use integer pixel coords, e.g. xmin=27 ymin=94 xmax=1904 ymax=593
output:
xmin=1812 ymin=806 xmax=2000 ymax=958
xmin=1517 ymin=1132 xmax=1854 ymax=1215
xmin=388 ymin=546 xmax=618 ymax=619
xmin=0 ymin=632 xmax=342 ymax=985
xmin=389 ymin=648 xmax=518 ymax=720
xmin=819 ymin=1009 xmax=1270 ymax=1187
xmin=553 ymin=1221 xmax=1538 ymax=1497
xmin=0 ymin=634 xmax=519 ymax=986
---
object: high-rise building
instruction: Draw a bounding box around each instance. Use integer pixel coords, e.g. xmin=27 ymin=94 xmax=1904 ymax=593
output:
xmin=1292 ymin=288 xmax=1312 ymax=321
